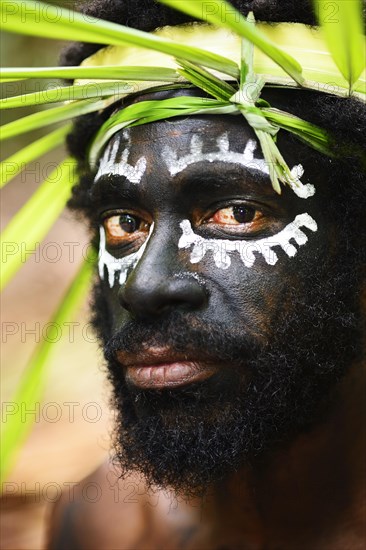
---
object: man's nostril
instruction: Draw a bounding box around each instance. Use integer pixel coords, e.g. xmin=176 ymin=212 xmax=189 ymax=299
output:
xmin=119 ymin=276 xmax=208 ymax=318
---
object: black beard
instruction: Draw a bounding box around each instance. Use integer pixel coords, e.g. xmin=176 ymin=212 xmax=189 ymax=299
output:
xmin=92 ymin=254 xmax=363 ymax=497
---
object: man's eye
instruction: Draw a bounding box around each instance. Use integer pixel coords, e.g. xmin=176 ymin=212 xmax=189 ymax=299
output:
xmin=103 ymin=213 xmax=149 ymax=245
xmin=210 ymin=205 xmax=258 ymax=226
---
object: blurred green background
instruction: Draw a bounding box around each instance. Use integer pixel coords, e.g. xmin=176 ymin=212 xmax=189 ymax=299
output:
xmin=1 ymin=3 xmax=111 ymax=548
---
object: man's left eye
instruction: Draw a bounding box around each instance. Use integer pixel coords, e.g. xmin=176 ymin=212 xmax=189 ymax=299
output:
xmin=209 ymin=205 xmax=258 ymax=225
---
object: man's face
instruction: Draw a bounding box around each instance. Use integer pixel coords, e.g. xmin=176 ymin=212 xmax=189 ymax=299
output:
xmin=89 ymin=115 xmax=361 ymax=494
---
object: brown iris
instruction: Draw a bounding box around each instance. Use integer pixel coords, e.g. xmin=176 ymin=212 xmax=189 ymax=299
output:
xmin=103 ymin=213 xmax=149 ymax=246
xmin=211 ymin=205 xmax=257 ymax=225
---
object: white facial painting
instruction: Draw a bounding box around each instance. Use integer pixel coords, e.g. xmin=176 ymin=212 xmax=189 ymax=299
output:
xmin=163 ymin=133 xmax=315 ymax=199
xmin=98 ymin=224 xmax=154 ymax=287
xmin=178 ymin=214 xmax=318 ymax=270
xmin=94 ymin=130 xmax=147 ymax=185
xmin=98 ymin=132 xmax=319 ymax=284
xmin=162 ymin=132 xmax=318 ymax=270
xmin=96 ymin=130 xmax=150 ymax=287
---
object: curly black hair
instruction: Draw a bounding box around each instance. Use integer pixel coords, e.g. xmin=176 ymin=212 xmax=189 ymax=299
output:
xmin=62 ymin=0 xmax=366 ymax=250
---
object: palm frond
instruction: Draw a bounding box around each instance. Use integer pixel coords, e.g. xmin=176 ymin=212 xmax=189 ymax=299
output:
xmin=0 ymin=1 xmax=239 ymax=78
xmin=0 ymin=126 xmax=70 ymax=189
xmin=0 ymin=66 xmax=179 ymax=82
xmin=1 ymin=158 xmax=76 ymax=290
xmin=0 ymin=81 xmax=166 ymax=110
xmin=0 ymin=258 xmax=94 ymax=484
xmin=177 ymin=60 xmax=236 ymax=100
xmin=158 ymin=0 xmax=304 ymax=84
xmin=314 ymin=0 xmax=366 ymax=91
xmin=0 ymin=99 xmax=106 ymax=141
xmin=261 ymin=108 xmax=331 ymax=154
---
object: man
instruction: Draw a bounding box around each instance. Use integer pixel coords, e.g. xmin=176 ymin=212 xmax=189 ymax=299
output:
xmin=48 ymin=0 xmax=365 ymax=548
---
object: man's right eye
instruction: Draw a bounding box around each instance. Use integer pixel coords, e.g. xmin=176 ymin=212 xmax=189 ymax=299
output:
xmin=103 ymin=213 xmax=150 ymax=247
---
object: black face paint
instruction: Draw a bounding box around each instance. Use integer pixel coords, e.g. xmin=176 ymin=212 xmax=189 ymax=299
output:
xmin=89 ymin=116 xmax=364 ymax=496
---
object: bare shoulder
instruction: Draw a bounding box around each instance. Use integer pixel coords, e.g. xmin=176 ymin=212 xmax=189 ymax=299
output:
xmin=46 ymin=460 xmax=151 ymax=550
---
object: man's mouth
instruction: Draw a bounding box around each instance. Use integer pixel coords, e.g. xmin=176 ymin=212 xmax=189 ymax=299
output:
xmin=116 ymin=348 xmax=219 ymax=389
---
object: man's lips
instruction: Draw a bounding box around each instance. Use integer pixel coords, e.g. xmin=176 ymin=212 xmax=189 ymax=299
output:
xmin=116 ymin=348 xmax=219 ymax=389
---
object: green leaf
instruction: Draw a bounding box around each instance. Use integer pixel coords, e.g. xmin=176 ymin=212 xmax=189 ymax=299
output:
xmin=240 ymin=12 xmax=256 ymax=87
xmin=89 ymin=96 xmax=236 ymax=166
xmin=254 ymin=129 xmax=297 ymax=194
xmin=0 ymin=98 xmax=106 ymax=141
xmin=0 ymin=126 xmax=71 ymax=189
xmin=314 ymin=0 xmax=366 ymax=89
xmin=239 ymin=104 xmax=278 ymax=134
xmin=130 ymin=104 xmax=237 ymax=128
xmin=262 ymin=108 xmax=332 ymax=155
xmin=0 ymin=66 xmax=179 ymax=82
xmin=1 ymin=158 xmax=77 ymax=290
xmin=245 ymin=22 xmax=365 ymax=98
xmin=1 ymin=1 xmax=239 ymax=78
xmin=158 ymin=0 xmax=304 ymax=85
xmin=0 ymin=258 xmax=94 ymax=484
xmin=177 ymin=60 xmax=236 ymax=100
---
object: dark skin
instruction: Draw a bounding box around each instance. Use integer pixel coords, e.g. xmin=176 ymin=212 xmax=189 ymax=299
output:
xmin=47 ymin=115 xmax=366 ymax=550
xmin=91 ymin=117 xmax=325 ymax=349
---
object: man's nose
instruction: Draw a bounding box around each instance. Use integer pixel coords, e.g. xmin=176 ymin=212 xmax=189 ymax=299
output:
xmin=118 ymin=230 xmax=208 ymax=318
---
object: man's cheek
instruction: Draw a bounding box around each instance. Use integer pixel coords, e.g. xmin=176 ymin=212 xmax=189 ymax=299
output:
xmin=98 ymin=224 xmax=155 ymax=289
xmin=97 ymin=280 xmax=126 ymax=333
xmin=206 ymin=264 xmax=289 ymax=342
xmin=194 ymin=227 xmax=329 ymax=343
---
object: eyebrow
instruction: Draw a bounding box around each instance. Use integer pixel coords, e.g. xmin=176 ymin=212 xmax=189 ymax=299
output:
xmin=88 ymin=162 xmax=280 ymax=217
xmin=89 ymin=175 xmax=142 ymax=208
xmin=175 ymin=164 xmax=277 ymax=201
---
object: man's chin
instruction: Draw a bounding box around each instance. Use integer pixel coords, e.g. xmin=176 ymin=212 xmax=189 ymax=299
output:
xmin=123 ymin=364 xmax=247 ymax=420
xmin=110 ymin=376 xmax=253 ymax=496
xmin=106 ymin=357 xmax=321 ymax=496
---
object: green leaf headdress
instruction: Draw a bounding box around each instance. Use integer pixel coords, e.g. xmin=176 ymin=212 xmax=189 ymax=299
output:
xmin=1 ymin=0 xmax=365 ymax=482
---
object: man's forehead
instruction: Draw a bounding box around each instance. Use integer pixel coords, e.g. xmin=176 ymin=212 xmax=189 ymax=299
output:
xmin=93 ymin=117 xmax=272 ymax=191
xmin=93 ymin=117 xmax=315 ymax=203
xmin=105 ymin=117 xmax=262 ymax=155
